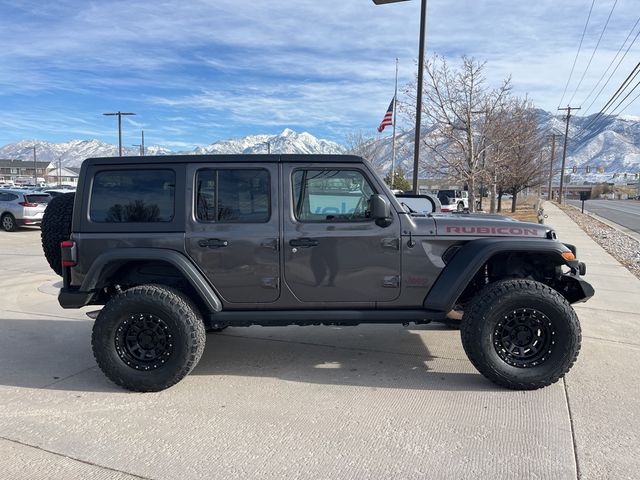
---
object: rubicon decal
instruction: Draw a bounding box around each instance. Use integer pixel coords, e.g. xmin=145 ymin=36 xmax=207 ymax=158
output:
xmin=445 ymin=226 xmax=542 ymax=236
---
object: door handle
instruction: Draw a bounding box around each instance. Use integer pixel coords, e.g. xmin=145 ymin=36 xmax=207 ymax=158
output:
xmin=289 ymin=238 xmax=319 ymax=248
xmin=198 ymin=238 xmax=228 ymax=248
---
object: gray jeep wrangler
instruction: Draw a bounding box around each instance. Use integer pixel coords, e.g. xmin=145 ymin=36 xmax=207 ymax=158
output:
xmin=41 ymin=154 xmax=593 ymax=392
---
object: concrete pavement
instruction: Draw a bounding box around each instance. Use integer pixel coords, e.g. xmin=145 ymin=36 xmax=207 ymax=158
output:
xmin=543 ymin=201 xmax=640 ymax=480
xmin=0 ymin=206 xmax=639 ymax=479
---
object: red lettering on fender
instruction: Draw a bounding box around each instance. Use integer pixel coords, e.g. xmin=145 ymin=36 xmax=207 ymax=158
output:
xmin=445 ymin=225 xmax=541 ymax=236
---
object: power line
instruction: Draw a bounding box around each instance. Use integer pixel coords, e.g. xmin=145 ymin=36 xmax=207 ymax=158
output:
xmin=579 ymin=61 xmax=640 ymax=132
xmin=608 ymin=78 xmax=640 ymax=115
xmin=616 ymin=85 xmax=640 ymax=116
xmin=568 ymin=0 xmax=619 ymax=105
xmin=580 ymin=14 xmax=640 ymax=111
xmin=558 ymin=0 xmax=596 ymax=108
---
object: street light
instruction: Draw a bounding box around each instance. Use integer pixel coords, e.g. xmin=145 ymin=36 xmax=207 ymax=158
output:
xmin=372 ymin=0 xmax=428 ymax=194
xmin=103 ymin=111 xmax=136 ymax=156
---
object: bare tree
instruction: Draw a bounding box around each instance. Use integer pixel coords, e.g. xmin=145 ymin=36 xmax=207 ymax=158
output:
xmin=344 ymin=130 xmax=384 ymax=163
xmin=402 ymin=56 xmax=511 ymax=212
xmin=498 ymin=98 xmax=547 ymax=212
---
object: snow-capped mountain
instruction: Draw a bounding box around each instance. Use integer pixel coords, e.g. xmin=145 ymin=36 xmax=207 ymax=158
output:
xmin=0 ymin=129 xmax=343 ymax=168
xmin=193 ymin=129 xmax=343 ymax=156
xmin=538 ymin=111 xmax=640 ymax=180
xmin=0 ymin=117 xmax=637 ymax=182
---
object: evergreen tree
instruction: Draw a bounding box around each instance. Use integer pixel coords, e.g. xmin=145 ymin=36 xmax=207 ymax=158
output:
xmin=384 ymin=169 xmax=412 ymax=192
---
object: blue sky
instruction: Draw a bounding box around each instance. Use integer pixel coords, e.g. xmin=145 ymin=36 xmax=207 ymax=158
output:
xmin=1 ymin=0 xmax=638 ymax=149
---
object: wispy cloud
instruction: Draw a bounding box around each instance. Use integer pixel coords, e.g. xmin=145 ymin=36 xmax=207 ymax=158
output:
xmin=0 ymin=0 xmax=638 ymax=148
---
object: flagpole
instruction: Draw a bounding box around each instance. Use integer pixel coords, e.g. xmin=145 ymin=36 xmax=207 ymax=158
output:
xmin=391 ymin=58 xmax=398 ymax=189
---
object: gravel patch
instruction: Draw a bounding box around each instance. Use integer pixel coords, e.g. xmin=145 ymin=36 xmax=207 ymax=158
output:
xmin=558 ymin=204 xmax=640 ymax=279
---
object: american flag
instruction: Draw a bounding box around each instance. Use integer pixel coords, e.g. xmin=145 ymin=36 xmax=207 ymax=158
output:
xmin=377 ymin=97 xmax=394 ymax=132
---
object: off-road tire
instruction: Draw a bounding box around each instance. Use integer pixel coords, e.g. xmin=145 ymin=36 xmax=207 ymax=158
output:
xmin=1 ymin=213 xmax=17 ymax=232
xmin=91 ymin=284 xmax=206 ymax=392
xmin=461 ymin=279 xmax=581 ymax=390
xmin=41 ymin=192 xmax=75 ymax=275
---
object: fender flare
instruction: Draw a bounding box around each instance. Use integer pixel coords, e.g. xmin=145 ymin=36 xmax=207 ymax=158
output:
xmin=80 ymin=248 xmax=222 ymax=312
xmin=423 ymin=238 xmax=573 ymax=313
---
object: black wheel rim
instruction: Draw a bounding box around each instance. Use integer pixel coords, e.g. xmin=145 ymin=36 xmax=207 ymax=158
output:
xmin=115 ymin=313 xmax=174 ymax=370
xmin=493 ymin=308 xmax=554 ymax=368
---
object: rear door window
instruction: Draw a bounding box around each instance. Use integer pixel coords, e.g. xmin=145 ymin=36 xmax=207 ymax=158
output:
xmin=90 ymin=169 xmax=175 ymax=223
xmin=195 ymin=169 xmax=270 ymax=223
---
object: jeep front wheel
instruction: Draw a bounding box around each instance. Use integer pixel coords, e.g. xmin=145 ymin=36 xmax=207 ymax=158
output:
xmin=461 ymin=279 xmax=581 ymax=390
xmin=91 ymin=284 xmax=206 ymax=392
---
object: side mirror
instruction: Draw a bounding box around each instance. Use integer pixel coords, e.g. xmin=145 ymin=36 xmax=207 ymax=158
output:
xmin=370 ymin=194 xmax=392 ymax=227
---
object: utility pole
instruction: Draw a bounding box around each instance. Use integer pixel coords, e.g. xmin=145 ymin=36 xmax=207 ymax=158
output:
xmin=547 ymin=134 xmax=560 ymax=201
xmin=557 ymin=106 xmax=580 ymax=204
xmin=267 ymin=141 xmax=271 ymax=154
xmin=412 ymin=0 xmax=428 ymax=194
xmin=391 ymin=57 xmax=398 ymax=189
xmin=33 ymin=145 xmax=37 ymax=185
xmin=103 ymin=111 xmax=136 ymax=156
xmin=132 ymin=130 xmax=145 ymax=156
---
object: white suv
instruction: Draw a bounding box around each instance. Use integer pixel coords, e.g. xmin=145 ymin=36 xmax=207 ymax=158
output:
xmin=436 ymin=189 xmax=469 ymax=213
xmin=0 ymin=189 xmax=51 ymax=232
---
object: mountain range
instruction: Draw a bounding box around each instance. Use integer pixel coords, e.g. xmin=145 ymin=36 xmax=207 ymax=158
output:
xmin=0 ymin=114 xmax=638 ymax=182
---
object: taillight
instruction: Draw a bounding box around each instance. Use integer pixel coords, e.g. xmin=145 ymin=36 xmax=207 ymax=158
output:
xmin=61 ymin=240 xmax=77 ymax=267
xmin=19 ymin=201 xmax=38 ymax=207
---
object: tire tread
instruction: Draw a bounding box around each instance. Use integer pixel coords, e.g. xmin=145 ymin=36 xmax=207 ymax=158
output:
xmin=91 ymin=284 xmax=206 ymax=392
xmin=461 ymin=279 xmax=581 ymax=390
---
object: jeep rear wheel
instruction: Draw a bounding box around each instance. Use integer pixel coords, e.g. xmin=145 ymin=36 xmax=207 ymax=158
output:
xmin=461 ymin=279 xmax=581 ymax=390
xmin=91 ymin=284 xmax=206 ymax=392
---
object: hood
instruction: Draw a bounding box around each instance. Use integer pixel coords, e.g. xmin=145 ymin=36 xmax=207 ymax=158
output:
xmin=432 ymin=213 xmax=548 ymax=238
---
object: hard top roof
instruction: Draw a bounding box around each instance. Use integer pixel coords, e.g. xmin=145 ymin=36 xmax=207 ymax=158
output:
xmin=83 ymin=154 xmax=365 ymax=167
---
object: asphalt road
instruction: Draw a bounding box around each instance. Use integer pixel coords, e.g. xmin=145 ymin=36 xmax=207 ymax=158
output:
xmin=567 ymin=199 xmax=640 ymax=234
xmin=0 ymin=215 xmax=639 ymax=479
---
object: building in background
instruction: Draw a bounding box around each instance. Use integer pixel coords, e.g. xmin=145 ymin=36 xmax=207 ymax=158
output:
xmin=45 ymin=163 xmax=80 ymax=187
xmin=0 ymin=159 xmax=79 ymax=186
xmin=0 ymin=159 xmax=49 ymax=186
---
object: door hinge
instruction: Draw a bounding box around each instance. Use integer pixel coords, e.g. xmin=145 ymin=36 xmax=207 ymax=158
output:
xmin=382 ymin=275 xmax=400 ymax=288
xmin=381 ymin=237 xmax=400 ymax=250
xmin=261 ymin=277 xmax=279 ymax=289
xmin=261 ymin=238 xmax=279 ymax=251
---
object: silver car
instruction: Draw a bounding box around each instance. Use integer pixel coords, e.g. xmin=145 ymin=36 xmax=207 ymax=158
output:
xmin=0 ymin=189 xmax=51 ymax=232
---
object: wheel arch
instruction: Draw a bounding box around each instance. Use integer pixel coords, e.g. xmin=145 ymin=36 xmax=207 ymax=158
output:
xmin=81 ymin=248 xmax=222 ymax=313
xmin=423 ymin=238 xmax=587 ymax=313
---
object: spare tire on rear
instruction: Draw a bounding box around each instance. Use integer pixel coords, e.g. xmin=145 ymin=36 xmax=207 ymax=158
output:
xmin=41 ymin=193 xmax=75 ymax=276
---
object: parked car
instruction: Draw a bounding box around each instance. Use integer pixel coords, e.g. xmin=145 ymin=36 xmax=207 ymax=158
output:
xmin=0 ymin=189 xmax=51 ymax=231
xmin=436 ymin=189 xmax=469 ymax=212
